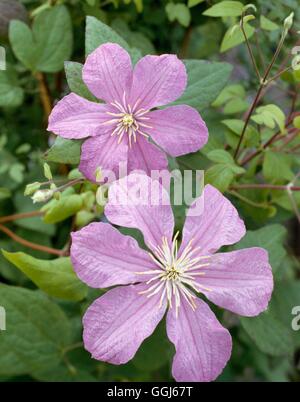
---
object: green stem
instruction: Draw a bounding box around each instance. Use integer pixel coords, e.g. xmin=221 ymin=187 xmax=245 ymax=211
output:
xmin=228 ymin=190 xmax=271 ymax=209
xmin=231 ymin=183 xmax=300 ymax=191
xmin=240 ymin=16 xmax=261 ymax=80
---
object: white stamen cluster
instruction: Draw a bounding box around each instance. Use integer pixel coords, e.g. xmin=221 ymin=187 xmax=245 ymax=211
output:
xmin=137 ymin=232 xmax=211 ymax=316
xmin=103 ymin=93 xmax=152 ymax=147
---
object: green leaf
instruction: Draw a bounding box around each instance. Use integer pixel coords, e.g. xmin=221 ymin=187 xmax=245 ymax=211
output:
xmin=0 ymin=284 xmax=72 ymax=376
xmin=0 ymin=187 xmax=11 ymax=200
xmin=205 ymin=147 xmax=244 ymax=191
xmin=251 ymin=104 xmax=285 ymax=133
xmin=172 ymin=60 xmax=233 ymax=110
xmin=293 ymin=115 xmax=300 ymax=128
xmin=203 ymin=1 xmax=244 ymax=17
xmin=64 ymin=61 xmax=97 ymax=102
xmin=188 ymin=0 xmax=205 ymax=7
xmin=213 ymin=84 xmax=249 ymax=114
xmin=260 ymin=15 xmax=279 ymax=31
xmin=44 ymin=137 xmax=82 ymax=165
xmin=232 ymin=224 xmax=287 ymax=272
xmin=221 ymin=23 xmax=255 ymax=53
xmin=263 ymin=151 xmax=294 ymax=182
xmin=205 ymin=164 xmax=235 ymax=192
xmin=207 ymin=149 xmax=235 ymax=165
xmin=9 ymin=20 xmax=36 ymax=71
xmin=272 ymin=189 xmax=300 ymax=212
xmin=111 ymin=19 xmax=155 ymax=56
xmin=2 ymin=251 xmax=88 ymax=301
xmin=32 ymin=360 xmax=97 ymax=382
xmin=223 ymin=98 xmax=248 ymax=114
xmin=273 ymin=281 xmax=300 ymax=348
xmin=0 ymin=67 xmax=24 ymax=107
xmin=213 ymin=84 xmax=245 ymax=107
xmin=9 ymin=5 xmax=73 ymax=73
xmin=165 ymin=3 xmax=191 ymax=27
xmin=9 ymin=162 xmax=25 ymax=183
xmin=85 ymin=16 xmax=141 ymax=63
xmin=240 ymin=309 xmax=293 ymax=357
xmin=132 ymin=321 xmax=173 ymax=372
xmin=222 ymin=119 xmax=259 ymax=147
xmin=42 ymin=193 xmax=83 ymax=224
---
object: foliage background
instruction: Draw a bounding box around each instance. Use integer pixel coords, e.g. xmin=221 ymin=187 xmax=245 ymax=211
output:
xmin=0 ymin=0 xmax=300 ymax=382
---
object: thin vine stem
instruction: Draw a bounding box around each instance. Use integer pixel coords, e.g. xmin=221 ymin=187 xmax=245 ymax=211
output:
xmin=240 ymin=16 xmax=261 ymax=80
xmin=0 ymin=210 xmax=44 ymax=224
xmin=234 ymin=31 xmax=286 ymax=161
xmin=231 ymin=183 xmax=300 ymax=191
xmin=0 ymin=224 xmax=67 ymax=256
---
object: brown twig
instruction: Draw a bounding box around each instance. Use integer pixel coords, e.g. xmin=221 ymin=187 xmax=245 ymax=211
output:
xmin=0 ymin=210 xmax=44 ymax=224
xmin=234 ymin=86 xmax=265 ymax=160
xmin=276 ymin=128 xmax=300 ymax=151
xmin=179 ymin=26 xmax=193 ymax=59
xmin=240 ymin=16 xmax=261 ymax=80
xmin=35 ymin=72 xmax=52 ymax=118
xmin=0 ymin=224 xmax=67 ymax=256
xmin=240 ymin=121 xmax=298 ymax=166
xmin=288 ymin=86 xmax=299 ymax=121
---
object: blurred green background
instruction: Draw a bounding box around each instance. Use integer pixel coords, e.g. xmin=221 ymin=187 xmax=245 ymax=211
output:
xmin=0 ymin=0 xmax=300 ymax=382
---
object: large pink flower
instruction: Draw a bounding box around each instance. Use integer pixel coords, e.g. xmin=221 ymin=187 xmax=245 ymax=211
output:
xmin=70 ymin=174 xmax=273 ymax=382
xmin=48 ymin=43 xmax=208 ymax=181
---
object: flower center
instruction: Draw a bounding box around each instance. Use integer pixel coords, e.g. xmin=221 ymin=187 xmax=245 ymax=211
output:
xmin=103 ymin=92 xmax=152 ymax=147
xmin=122 ymin=113 xmax=134 ymax=128
xmin=165 ymin=266 xmax=181 ymax=281
xmin=137 ymin=232 xmax=211 ymax=317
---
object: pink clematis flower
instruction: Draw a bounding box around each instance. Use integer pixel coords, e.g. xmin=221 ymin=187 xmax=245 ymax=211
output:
xmin=70 ymin=174 xmax=273 ymax=382
xmin=48 ymin=43 xmax=208 ymax=181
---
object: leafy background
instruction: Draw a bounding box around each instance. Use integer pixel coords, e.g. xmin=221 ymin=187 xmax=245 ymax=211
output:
xmin=0 ymin=0 xmax=300 ymax=382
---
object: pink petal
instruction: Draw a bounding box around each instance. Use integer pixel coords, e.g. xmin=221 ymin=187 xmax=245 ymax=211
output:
xmin=130 ymin=54 xmax=187 ymax=110
xmin=128 ymin=135 xmax=169 ymax=176
xmin=83 ymin=283 xmax=166 ymax=364
xmin=180 ymin=185 xmax=246 ymax=255
xmin=82 ymin=43 xmax=133 ymax=103
xmin=167 ymin=297 xmax=232 ymax=382
xmin=79 ymin=134 xmax=128 ymax=182
xmin=105 ymin=173 xmax=174 ymax=249
xmin=195 ymin=248 xmax=274 ymax=317
xmin=147 ymin=105 xmax=208 ymax=157
xmin=47 ymin=93 xmax=110 ymax=139
xmin=71 ymin=222 xmax=155 ymax=288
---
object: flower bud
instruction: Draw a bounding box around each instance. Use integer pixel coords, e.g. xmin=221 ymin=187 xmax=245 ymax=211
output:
xmin=43 ymin=163 xmax=53 ymax=181
xmin=283 ymin=12 xmax=294 ymax=36
xmin=24 ymin=182 xmax=41 ymax=196
xmin=31 ymin=189 xmax=53 ymax=204
xmin=95 ymin=167 xmax=102 ymax=183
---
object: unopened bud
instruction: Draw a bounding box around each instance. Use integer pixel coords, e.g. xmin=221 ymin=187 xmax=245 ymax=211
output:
xmin=96 ymin=186 xmax=108 ymax=207
xmin=32 ymin=189 xmax=53 ymax=204
xmin=283 ymin=12 xmax=294 ymax=36
xmin=24 ymin=182 xmax=41 ymax=196
xmin=95 ymin=167 xmax=102 ymax=183
xmin=43 ymin=163 xmax=53 ymax=181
